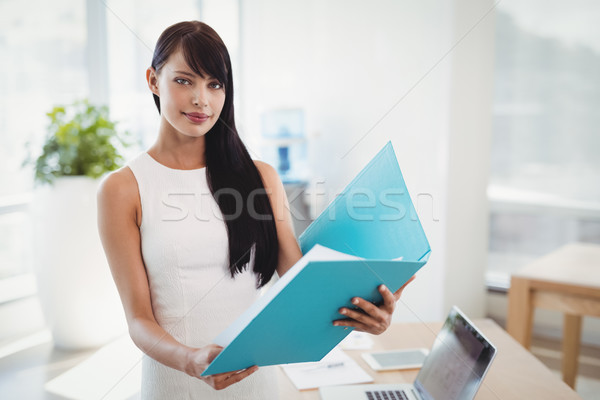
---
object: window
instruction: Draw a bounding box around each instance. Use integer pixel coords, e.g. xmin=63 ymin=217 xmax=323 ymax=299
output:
xmin=488 ymin=1 xmax=600 ymax=289
xmin=0 ymin=0 xmax=87 ymax=293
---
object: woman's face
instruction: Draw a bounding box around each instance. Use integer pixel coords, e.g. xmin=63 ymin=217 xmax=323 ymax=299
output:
xmin=148 ymin=49 xmax=226 ymax=138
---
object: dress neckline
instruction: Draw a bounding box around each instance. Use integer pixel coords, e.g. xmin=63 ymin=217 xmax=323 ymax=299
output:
xmin=144 ymin=152 xmax=206 ymax=172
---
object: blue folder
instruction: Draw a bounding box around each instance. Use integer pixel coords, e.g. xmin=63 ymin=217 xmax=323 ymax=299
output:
xmin=201 ymin=141 xmax=431 ymax=376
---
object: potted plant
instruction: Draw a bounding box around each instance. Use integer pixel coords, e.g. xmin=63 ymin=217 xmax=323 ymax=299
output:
xmin=32 ymin=99 xmax=127 ymax=183
xmin=26 ymin=99 xmax=131 ymax=349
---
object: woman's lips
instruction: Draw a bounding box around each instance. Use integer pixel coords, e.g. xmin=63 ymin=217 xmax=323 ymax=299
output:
xmin=184 ymin=112 xmax=209 ymax=123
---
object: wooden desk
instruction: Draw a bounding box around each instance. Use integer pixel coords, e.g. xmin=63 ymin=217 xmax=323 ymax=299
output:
xmin=278 ymin=319 xmax=580 ymax=399
xmin=507 ymin=243 xmax=600 ymax=388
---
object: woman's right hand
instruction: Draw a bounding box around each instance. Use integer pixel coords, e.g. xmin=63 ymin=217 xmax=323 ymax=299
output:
xmin=185 ymin=344 xmax=259 ymax=390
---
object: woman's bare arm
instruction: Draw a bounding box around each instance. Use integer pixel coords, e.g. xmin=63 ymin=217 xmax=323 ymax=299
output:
xmin=97 ymin=168 xmax=256 ymax=389
xmin=254 ymin=161 xmax=303 ymax=277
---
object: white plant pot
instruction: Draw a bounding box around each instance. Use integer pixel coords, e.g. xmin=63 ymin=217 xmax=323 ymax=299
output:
xmin=32 ymin=176 xmax=127 ymax=349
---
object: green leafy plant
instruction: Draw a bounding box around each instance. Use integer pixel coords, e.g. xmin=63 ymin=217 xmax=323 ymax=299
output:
xmin=27 ymin=99 xmax=130 ymax=184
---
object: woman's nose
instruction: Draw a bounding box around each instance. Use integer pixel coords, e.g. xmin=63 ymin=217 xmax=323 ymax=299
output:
xmin=193 ymin=88 xmax=208 ymax=107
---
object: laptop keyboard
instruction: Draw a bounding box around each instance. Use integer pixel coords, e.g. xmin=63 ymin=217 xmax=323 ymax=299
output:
xmin=366 ymin=390 xmax=409 ymax=400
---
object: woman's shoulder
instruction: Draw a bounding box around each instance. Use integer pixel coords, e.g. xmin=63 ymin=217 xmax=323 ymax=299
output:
xmin=97 ymin=166 xmax=139 ymax=209
xmin=253 ymin=160 xmax=288 ymax=207
xmin=253 ymin=160 xmax=279 ymax=185
xmin=253 ymin=159 xmax=274 ymax=172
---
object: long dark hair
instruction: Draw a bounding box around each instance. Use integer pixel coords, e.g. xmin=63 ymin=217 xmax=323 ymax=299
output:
xmin=151 ymin=21 xmax=279 ymax=288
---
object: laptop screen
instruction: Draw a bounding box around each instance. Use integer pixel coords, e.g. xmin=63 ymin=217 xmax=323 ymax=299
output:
xmin=413 ymin=306 xmax=496 ymax=400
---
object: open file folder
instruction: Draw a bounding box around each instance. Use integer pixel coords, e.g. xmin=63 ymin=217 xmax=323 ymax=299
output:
xmin=202 ymin=141 xmax=431 ymax=376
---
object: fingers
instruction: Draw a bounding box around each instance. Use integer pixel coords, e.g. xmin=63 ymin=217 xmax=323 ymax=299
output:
xmin=336 ymin=305 xmax=381 ymax=327
xmin=333 ymin=312 xmax=386 ymax=335
xmin=331 ymin=277 xmax=417 ymax=335
xmin=341 ymin=284 xmax=395 ymax=320
xmin=378 ymin=284 xmax=397 ymax=311
xmin=206 ymin=366 xmax=259 ymax=390
xmin=205 ymin=345 xmax=224 ymax=363
xmin=393 ymin=275 xmax=416 ymax=300
xmin=333 ymin=295 xmax=389 ymax=334
xmin=332 ymin=318 xmax=370 ymax=332
xmin=344 ymin=296 xmax=388 ymax=322
xmin=223 ymin=366 xmax=259 ymax=386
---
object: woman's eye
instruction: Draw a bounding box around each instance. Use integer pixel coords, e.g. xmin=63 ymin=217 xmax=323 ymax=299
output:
xmin=210 ymin=82 xmax=223 ymax=90
xmin=175 ymin=78 xmax=191 ymax=85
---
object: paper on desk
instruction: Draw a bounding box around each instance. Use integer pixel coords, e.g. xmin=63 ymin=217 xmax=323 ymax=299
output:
xmin=280 ymin=347 xmax=373 ymax=391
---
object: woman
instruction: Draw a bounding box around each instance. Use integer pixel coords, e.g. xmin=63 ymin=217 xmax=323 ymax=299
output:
xmin=97 ymin=20 xmax=412 ymax=399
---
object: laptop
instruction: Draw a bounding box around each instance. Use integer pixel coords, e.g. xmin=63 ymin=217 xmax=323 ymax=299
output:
xmin=319 ymin=306 xmax=496 ymax=400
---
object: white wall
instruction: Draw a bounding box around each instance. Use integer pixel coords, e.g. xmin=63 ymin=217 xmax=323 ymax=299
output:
xmin=238 ymin=0 xmax=495 ymax=322
xmin=443 ymin=0 xmax=495 ymax=318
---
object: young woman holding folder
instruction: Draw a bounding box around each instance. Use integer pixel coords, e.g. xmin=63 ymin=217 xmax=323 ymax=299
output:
xmin=97 ymin=20 xmax=413 ymax=399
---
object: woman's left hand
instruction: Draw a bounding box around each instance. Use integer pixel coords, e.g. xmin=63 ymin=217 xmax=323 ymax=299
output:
xmin=333 ymin=275 xmax=416 ymax=335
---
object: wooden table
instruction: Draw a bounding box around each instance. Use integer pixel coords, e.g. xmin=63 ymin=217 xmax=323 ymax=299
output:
xmin=507 ymin=243 xmax=600 ymax=388
xmin=278 ymin=319 xmax=580 ymax=399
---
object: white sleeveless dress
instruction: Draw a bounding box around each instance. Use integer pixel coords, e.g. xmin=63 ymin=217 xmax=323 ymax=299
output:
xmin=127 ymin=151 xmax=279 ymax=400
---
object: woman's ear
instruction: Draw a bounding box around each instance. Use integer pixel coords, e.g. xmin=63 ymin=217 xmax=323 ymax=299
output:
xmin=146 ymin=67 xmax=159 ymax=96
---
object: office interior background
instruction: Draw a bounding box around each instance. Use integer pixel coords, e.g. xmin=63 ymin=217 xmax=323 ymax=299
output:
xmin=1 ymin=0 xmax=599 ymax=398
